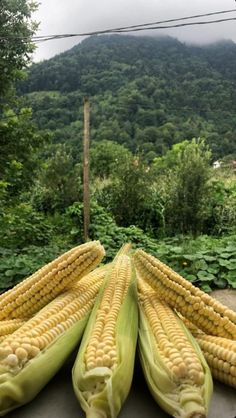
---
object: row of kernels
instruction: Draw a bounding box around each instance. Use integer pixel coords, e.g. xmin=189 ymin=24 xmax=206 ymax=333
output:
xmin=0 ymin=242 xmax=104 ymax=321
xmin=135 ymin=250 xmax=236 ymax=327
xmin=141 ymin=290 xmax=204 ymax=385
xmin=0 ymin=319 xmax=25 ymax=337
xmin=141 ymin=295 xmax=187 ymax=379
xmin=0 ymin=281 xmax=101 ymax=370
xmin=136 ymin=255 xmax=236 ymax=339
xmin=198 ymin=335 xmax=236 ymax=352
xmin=211 ymin=367 xmax=236 ymax=388
xmin=197 ymin=338 xmax=236 ymax=366
xmin=85 ymin=256 xmax=131 ymax=371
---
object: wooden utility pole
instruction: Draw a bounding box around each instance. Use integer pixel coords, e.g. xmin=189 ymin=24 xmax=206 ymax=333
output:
xmin=83 ymin=97 xmax=90 ymax=241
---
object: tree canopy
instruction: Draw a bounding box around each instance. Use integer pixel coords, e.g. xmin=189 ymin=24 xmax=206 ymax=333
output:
xmin=18 ymin=35 xmax=236 ymax=160
xmin=0 ymin=0 xmax=37 ymax=102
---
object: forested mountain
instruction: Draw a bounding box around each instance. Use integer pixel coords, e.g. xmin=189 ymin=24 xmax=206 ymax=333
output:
xmin=19 ymin=35 xmax=236 ymax=159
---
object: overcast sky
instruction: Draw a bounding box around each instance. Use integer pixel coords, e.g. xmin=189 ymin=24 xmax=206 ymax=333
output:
xmin=33 ymin=0 xmax=236 ymax=62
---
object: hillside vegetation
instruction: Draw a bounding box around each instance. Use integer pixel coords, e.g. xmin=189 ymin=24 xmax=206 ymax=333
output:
xmin=18 ymin=35 xmax=236 ymax=159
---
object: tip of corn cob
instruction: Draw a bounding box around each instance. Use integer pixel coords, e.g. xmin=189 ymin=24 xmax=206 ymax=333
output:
xmin=0 ymin=240 xmax=106 ymax=321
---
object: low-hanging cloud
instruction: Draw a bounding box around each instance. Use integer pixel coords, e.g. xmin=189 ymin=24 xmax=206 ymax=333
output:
xmin=33 ymin=0 xmax=236 ymax=62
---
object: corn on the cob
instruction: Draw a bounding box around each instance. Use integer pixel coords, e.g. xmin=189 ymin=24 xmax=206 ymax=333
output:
xmin=72 ymin=246 xmax=138 ymax=418
xmin=180 ymin=316 xmax=236 ymax=389
xmin=180 ymin=317 xmax=201 ymax=335
xmin=0 ymin=241 xmax=105 ymax=321
xmin=0 ymin=320 xmax=26 ymax=343
xmin=0 ymin=265 xmax=107 ymax=416
xmin=134 ymin=249 xmax=236 ymax=339
xmin=137 ymin=278 xmax=213 ymax=418
xmin=195 ymin=334 xmax=236 ymax=389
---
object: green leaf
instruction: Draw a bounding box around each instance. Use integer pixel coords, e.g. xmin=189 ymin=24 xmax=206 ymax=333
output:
xmin=182 ymin=254 xmax=199 ymax=261
xmin=218 ymin=259 xmax=230 ymax=267
xmin=219 ymin=253 xmax=232 ymax=259
xmin=15 ymin=259 xmax=27 ymax=268
xmin=197 ymin=271 xmax=215 ymax=281
xmin=227 ymin=259 xmax=236 ymax=270
xmin=213 ymin=278 xmax=227 ymax=289
xmin=203 ymin=255 xmax=216 ymax=262
xmin=215 ymin=247 xmax=228 ymax=254
xmin=193 ymin=259 xmax=208 ymax=271
xmin=224 ymin=272 xmax=236 ymax=288
xmin=200 ymin=284 xmax=212 ymax=293
xmin=207 ymin=266 xmax=219 ymax=274
xmin=224 ymin=245 xmax=236 ymax=252
xmin=5 ymin=270 xmax=14 ymax=277
xmin=171 ymin=246 xmax=183 ymax=254
xmin=219 ymin=259 xmax=236 ymax=269
xmin=185 ymin=274 xmax=197 ymax=283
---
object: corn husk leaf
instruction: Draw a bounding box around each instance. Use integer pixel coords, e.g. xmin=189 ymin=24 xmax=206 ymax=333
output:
xmin=138 ymin=304 xmax=213 ymax=418
xmin=0 ymin=313 xmax=89 ymax=416
xmin=72 ymin=258 xmax=138 ymax=418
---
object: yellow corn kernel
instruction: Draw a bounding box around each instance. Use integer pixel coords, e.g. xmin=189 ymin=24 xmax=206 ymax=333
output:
xmin=137 ymin=278 xmax=213 ymax=418
xmin=0 ymin=264 xmax=107 ymax=416
xmin=191 ymin=334 xmax=236 ymax=389
xmin=134 ymin=249 xmax=236 ymax=339
xmin=72 ymin=245 xmax=138 ymax=418
xmin=0 ymin=320 xmax=26 ymax=343
xmin=0 ymin=241 xmax=105 ymax=321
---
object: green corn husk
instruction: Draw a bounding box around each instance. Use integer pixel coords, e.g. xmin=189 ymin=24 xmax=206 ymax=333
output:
xmin=138 ymin=280 xmax=213 ymax=418
xmin=72 ymin=246 xmax=138 ymax=418
xmin=0 ymin=316 xmax=88 ymax=416
xmin=0 ymin=265 xmax=107 ymax=416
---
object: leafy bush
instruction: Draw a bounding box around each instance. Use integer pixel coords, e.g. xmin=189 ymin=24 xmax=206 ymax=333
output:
xmin=90 ymin=140 xmax=132 ymax=178
xmin=0 ymin=244 xmax=71 ymax=293
xmin=66 ymin=201 xmax=161 ymax=260
xmin=206 ymin=178 xmax=236 ymax=235
xmin=66 ymin=201 xmax=236 ymax=291
xmin=0 ymin=200 xmax=235 ymax=293
xmin=0 ymin=204 xmax=52 ymax=249
xmin=31 ymin=144 xmax=83 ymax=213
xmin=155 ymin=139 xmax=212 ymax=235
xmin=150 ymin=234 xmax=236 ymax=292
xmin=94 ymin=155 xmax=157 ymax=230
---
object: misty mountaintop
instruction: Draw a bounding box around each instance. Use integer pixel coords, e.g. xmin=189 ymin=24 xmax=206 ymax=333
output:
xmin=20 ymin=35 xmax=236 ymax=93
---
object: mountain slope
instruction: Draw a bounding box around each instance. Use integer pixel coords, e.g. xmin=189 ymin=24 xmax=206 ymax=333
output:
xmin=19 ymin=35 xmax=236 ymax=159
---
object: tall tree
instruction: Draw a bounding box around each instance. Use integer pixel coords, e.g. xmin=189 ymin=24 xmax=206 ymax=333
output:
xmin=0 ymin=1 xmax=43 ymax=201
xmin=163 ymin=139 xmax=212 ymax=235
xmin=0 ymin=0 xmax=38 ymax=103
xmin=0 ymin=109 xmax=43 ymax=199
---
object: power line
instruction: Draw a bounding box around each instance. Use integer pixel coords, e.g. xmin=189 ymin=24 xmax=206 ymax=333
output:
xmin=25 ymin=7 xmax=236 ymax=38
xmin=115 ymin=17 xmax=236 ymax=33
xmin=0 ymin=9 xmax=236 ymax=43
xmin=25 ymin=16 xmax=236 ymax=44
xmin=109 ymin=8 xmax=236 ymax=32
xmin=29 ymin=16 xmax=236 ymax=44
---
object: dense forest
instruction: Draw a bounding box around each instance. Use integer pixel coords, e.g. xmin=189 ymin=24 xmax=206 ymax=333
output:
xmin=1 ymin=21 xmax=236 ymax=293
xmin=18 ymin=35 xmax=236 ymax=159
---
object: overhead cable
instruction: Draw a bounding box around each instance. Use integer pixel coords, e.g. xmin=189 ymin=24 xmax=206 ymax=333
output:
xmin=0 ymin=8 xmax=236 ymax=43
